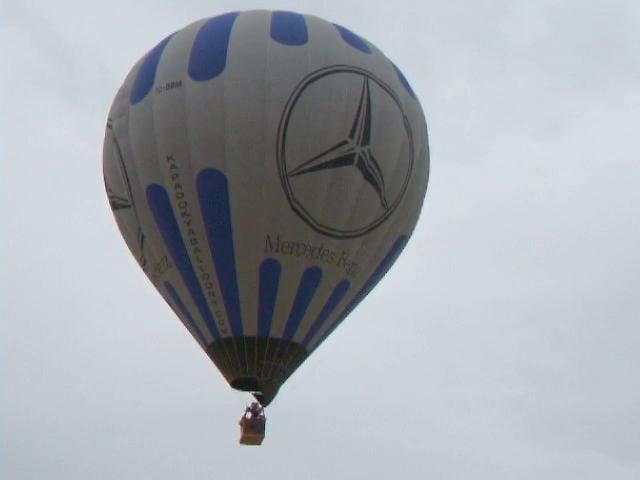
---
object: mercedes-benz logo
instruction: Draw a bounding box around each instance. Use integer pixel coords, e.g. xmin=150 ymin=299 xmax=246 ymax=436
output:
xmin=277 ymin=65 xmax=414 ymax=239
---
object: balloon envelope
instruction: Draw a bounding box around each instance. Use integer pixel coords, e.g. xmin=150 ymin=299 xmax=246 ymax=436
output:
xmin=103 ymin=10 xmax=429 ymax=405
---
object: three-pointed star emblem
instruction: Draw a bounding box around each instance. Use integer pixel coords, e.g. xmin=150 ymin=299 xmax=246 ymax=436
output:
xmin=287 ymin=78 xmax=389 ymax=210
xmin=107 ymin=185 xmax=132 ymax=210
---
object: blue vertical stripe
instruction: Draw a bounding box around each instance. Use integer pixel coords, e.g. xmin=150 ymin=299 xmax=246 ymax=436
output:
xmin=334 ymin=24 xmax=371 ymax=53
xmin=258 ymin=259 xmax=281 ymax=337
xmin=313 ymin=236 xmax=409 ymax=348
xmin=164 ymin=281 xmax=207 ymax=346
xmin=130 ymin=35 xmax=173 ymax=104
xmin=302 ymin=279 xmax=351 ymax=346
xmin=188 ymin=12 xmax=239 ymax=81
xmin=392 ymin=63 xmax=416 ymax=98
xmin=146 ymin=184 xmax=221 ymax=340
xmin=283 ymin=267 xmax=323 ymax=340
xmin=270 ymin=11 xmax=308 ymax=45
xmin=196 ymin=169 xmax=244 ymax=337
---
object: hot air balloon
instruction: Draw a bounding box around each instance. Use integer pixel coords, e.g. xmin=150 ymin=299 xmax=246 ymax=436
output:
xmin=103 ymin=10 xmax=429 ymax=438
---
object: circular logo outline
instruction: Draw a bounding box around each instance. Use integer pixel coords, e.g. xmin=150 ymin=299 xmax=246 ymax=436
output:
xmin=276 ymin=65 xmax=414 ymax=239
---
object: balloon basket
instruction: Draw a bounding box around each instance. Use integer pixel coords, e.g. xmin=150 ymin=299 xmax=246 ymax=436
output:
xmin=239 ymin=402 xmax=266 ymax=446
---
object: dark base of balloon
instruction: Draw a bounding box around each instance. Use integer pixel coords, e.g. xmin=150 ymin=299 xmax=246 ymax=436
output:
xmin=206 ymin=337 xmax=309 ymax=406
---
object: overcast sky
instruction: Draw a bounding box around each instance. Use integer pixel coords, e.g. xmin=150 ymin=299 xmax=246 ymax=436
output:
xmin=2 ymin=0 xmax=639 ymax=478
